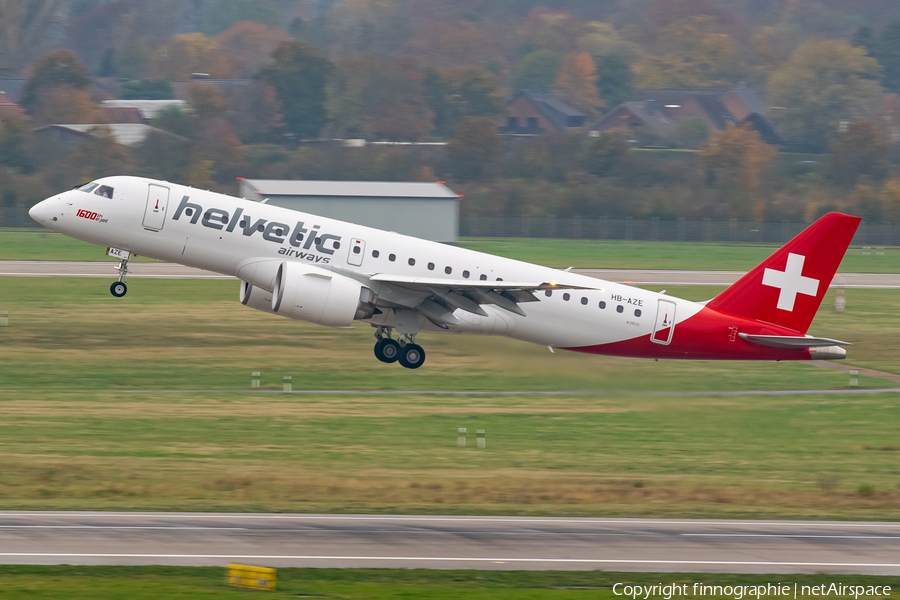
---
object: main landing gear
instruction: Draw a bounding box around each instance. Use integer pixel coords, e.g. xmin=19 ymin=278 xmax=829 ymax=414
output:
xmin=110 ymin=256 xmax=129 ymax=297
xmin=374 ymin=327 xmax=426 ymax=369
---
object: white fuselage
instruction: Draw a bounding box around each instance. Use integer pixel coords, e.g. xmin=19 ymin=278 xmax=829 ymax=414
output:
xmin=28 ymin=176 xmax=701 ymax=350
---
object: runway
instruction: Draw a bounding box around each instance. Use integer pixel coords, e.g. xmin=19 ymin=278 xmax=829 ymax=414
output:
xmin=0 ymin=261 xmax=898 ymax=288
xmin=1 ymin=512 xmax=899 ymax=574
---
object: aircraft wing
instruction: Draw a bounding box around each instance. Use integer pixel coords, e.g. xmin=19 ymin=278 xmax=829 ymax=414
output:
xmin=364 ymin=274 xmax=599 ymax=323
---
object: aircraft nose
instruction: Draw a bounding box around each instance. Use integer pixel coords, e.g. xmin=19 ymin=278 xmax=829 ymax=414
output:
xmin=29 ymin=198 xmax=56 ymax=225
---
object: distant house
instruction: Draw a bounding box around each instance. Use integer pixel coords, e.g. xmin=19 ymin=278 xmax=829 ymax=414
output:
xmin=100 ymin=100 xmax=187 ymax=121
xmin=499 ymin=90 xmax=585 ymax=135
xmin=238 ymin=179 xmax=460 ymax=243
xmin=33 ymin=124 xmax=184 ymax=148
xmin=101 ymin=106 xmax=146 ymax=124
xmin=589 ymin=87 xmax=781 ymax=147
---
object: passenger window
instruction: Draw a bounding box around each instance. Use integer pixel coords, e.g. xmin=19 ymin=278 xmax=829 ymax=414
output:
xmin=389 ymin=254 xmax=396 ymax=262
xmin=563 ymin=293 xmax=570 ymax=301
xmin=480 ymin=274 xmax=487 ymax=280
xmin=353 ymin=246 xmax=361 ymax=254
xmin=408 ymin=258 xmax=415 ymax=266
xmin=445 ymin=266 xmax=452 ymax=274
xmin=635 ymin=309 xmax=642 ymax=317
xmin=545 ymin=290 xmax=552 ymax=297
xmin=616 ymin=305 xmax=624 ymax=313
xmin=94 ymin=185 xmax=113 ymax=198
xmin=463 ymin=270 xmax=470 ymax=278
xmin=372 ymin=250 xmax=380 ymax=258
xmin=580 ymin=297 xmax=588 ymax=305
xmin=599 ymin=301 xmax=606 ymax=309
xmin=428 ymin=262 xmax=435 ymax=270
xmin=333 ymin=242 xmax=340 ymax=249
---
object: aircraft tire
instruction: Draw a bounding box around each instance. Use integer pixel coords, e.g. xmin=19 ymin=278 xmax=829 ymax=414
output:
xmin=375 ymin=338 xmax=400 ymax=363
xmin=398 ymin=343 xmax=425 ymax=369
xmin=110 ymin=281 xmax=127 ymax=298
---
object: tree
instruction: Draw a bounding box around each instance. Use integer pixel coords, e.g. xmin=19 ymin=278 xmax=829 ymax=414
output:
xmin=584 ymin=129 xmax=630 ymax=177
xmin=513 ymin=50 xmax=562 ymax=91
xmin=769 ymin=40 xmax=883 ymax=149
xmin=634 ymin=17 xmax=738 ymax=88
xmin=876 ymin=19 xmax=900 ymax=94
xmin=119 ymin=80 xmax=174 ymax=100
xmin=21 ymin=50 xmax=91 ymax=109
xmin=327 ymin=56 xmax=433 ymax=141
xmin=828 ymin=121 xmax=891 ymax=186
xmin=0 ymin=0 xmax=64 ymax=74
xmin=257 ymin=41 xmax=333 ymax=140
xmin=446 ymin=117 xmax=500 ymax=181
xmin=0 ymin=115 xmax=36 ymax=172
xmin=199 ymin=0 xmax=284 ymax=36
xmin=426 ymin=67 xmax=503 ymax=138
xmin=147 ymin=33 xmax=233 ymax=80
xmin=403 ymin=20 xmax=500 ymax=69
xmin=31 ymin=86 xmax=100 ymax=126
xmin=188 ymin=83 xmax=229 ymax=121
xmin=699 ymin=124 xmax=777 ymax=213
xmin=594 ymin=54 xmax=633 ymax=109
xmin=554 ymin=52 xmax=603 ymax=116
xmin=215 ymin=21 xmax=290 ymax=79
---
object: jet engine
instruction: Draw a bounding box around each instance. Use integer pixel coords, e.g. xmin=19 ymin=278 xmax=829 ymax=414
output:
xmin=239 ymin=279 xmax=276 ymax=314
xmin=243 ymin=262 xmax=375 ymax=327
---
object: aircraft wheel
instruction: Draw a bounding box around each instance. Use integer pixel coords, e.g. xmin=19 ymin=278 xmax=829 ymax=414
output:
xmin=375 ymin=338 xmax=400 ymax=363
xmin=398 ymin=343 xmax=425 ymax=369
xmin=110 ymin=281 xmax=127 ymax=298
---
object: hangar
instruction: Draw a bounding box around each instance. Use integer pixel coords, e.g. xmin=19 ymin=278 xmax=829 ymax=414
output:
xmin=238 ymin=179 xmax=460 ymax=243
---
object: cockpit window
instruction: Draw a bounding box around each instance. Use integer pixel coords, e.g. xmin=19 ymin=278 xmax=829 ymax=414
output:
xmin=76 ymin=182 xmax=99 ymax=193
xmin=94 ymin=185 xmax=113 ymax=198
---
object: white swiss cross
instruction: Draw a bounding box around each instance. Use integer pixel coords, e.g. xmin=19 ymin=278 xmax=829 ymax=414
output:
xmin=761 ymin=253 xmax=819 ymax=312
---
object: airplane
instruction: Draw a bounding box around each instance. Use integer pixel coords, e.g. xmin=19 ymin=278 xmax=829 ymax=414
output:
xmin=28 ymin=176 xmax=860 ymax=369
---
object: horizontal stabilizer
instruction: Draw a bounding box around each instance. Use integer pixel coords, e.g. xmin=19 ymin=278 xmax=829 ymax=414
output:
xmin=738 ymin=333 xmax=852 ymax=349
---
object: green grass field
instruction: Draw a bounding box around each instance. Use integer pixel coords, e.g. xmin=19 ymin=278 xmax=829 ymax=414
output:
xmin=0 ymin=566 xmax=898 ymax=600
xmin=0 ymin=567 xmax=894 ymax=600
xmin=3 ymin=229 xmax=900 ymax=271
xmin=1 ymin=278 xmax=899 ymax=518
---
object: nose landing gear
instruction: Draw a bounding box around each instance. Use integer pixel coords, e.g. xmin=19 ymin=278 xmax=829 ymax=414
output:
xmin=110 ymin=255 xmax=129 ymax=297
xmin=374 ymin=327 xmax=426 ymax=369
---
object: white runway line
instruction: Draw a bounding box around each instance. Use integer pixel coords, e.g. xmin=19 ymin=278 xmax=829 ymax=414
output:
xmin=0 ymin=553 xmax=898 ymax=568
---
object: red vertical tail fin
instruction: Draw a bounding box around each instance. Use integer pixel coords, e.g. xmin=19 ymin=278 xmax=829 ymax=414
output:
xmin=705 ymin=213 xmax=860 ymax=334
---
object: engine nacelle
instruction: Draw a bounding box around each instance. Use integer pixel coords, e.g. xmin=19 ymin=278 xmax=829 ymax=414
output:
xmin=270 ymin=262 xmax=375 ymax=327
xmin=239 ymin=280 xmax=276 ymax=314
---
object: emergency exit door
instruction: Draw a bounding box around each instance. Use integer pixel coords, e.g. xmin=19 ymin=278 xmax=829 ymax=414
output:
xmin=348 ymin=238 xmax=366 ymax=266
xmin=143 ymin=184 xmax=169 ymax=231
xmin=652 ymin=300 xmax=676 ymax=345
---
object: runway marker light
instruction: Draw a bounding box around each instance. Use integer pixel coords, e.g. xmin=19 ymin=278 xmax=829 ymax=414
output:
xmin=283 ymin=376 xmax=292 ymax=393
xmin=251 ymin=372 xmax=260 ymax=389
xmin=0 ymin=311 xmax=7 ymax=327
xmin=477 ymin=429 xmax=486 ymax=449
xmin=850 ymin=370 xmax=859 ymax=387
xmin=226 ymin=564 xmax=276 ymax=591
xmin=458 ymin=428 xmax=466 ymax=447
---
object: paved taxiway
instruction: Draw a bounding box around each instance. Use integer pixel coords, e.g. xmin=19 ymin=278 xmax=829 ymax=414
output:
xmin=1 ymin=512 xmax=899 ymax=574
xmin=1 ymin=261 xmax=899 ymax=288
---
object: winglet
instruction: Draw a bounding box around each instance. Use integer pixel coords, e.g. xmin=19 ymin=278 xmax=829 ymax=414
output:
xmin=705 ymin=212 xmax=860 ymax=334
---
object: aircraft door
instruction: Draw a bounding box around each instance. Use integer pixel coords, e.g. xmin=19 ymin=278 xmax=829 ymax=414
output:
xmin=348 ymin=238 xmax=365 ymax=266
xmin=143 ymin=184 xmax=169 ymax=231
xmin=652 ymin=299 xmax=676 ymax=345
